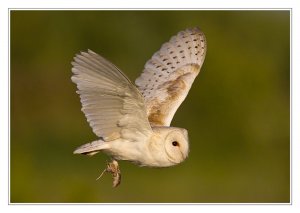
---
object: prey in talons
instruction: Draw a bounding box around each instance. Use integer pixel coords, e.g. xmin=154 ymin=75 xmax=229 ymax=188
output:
xmin=96 ymin=160 xmax=121 ymax=188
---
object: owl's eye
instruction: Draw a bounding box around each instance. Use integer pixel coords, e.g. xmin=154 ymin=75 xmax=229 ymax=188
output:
xmin=172 ymin=141 xmax=179 ymax=146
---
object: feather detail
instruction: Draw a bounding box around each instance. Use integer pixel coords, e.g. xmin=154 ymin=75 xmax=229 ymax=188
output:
xmin=135 ymin=27 xmax=207 ymax=126
xmin=71 ymin=50 xmax=152 ymax=142
xmin=73 ymin=139 xmax=109 ymax=156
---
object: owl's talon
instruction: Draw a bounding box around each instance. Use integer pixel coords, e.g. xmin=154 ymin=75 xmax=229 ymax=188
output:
xmin=96 ymin=160 xmax=121 ymax=187
xmin=108 ymin=160 xmax=121 ymax=187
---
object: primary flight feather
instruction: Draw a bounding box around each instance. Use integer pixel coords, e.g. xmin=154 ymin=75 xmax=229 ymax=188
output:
xmin=71 ymin=27 xmax=207 ymax=187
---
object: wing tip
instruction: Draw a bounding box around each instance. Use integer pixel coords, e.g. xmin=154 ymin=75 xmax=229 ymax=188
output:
xmin=141 ymin=27 xmax=206 ymax=74
xmin=72 ymin=49 xmax=97 ymax=63
xmin=185 ymin=26 xmax=203 ymax=33
xmin=87 ymin=49 xmax=96 ymax=55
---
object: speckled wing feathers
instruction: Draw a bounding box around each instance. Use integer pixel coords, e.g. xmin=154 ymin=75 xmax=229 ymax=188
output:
xmin=135 ymin=28 xmax=207 ymax=126
xmin=71 ymin=50 xmax=152 ymax=141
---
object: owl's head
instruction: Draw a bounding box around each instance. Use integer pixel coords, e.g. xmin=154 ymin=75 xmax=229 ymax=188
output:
xmin=164 ymin=128 xmax=189 ymax=164
xmin=151 ymin=127 xmax=189 ymax=166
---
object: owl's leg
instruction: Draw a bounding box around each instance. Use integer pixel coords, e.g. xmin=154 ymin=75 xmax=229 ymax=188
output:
xmin=107 ymin=160 xmax=121 ymax=187
xmin=96 ymin=159 xmax=121 ymax=188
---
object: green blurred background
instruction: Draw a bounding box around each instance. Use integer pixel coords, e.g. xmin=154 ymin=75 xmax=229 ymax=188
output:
xmin=10 ymin=10 xmax=290 ymax=203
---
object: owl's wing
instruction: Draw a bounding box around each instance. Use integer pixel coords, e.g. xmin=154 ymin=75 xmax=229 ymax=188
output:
xmin=71 ymin=50 xmax=152 ymax=142
xmin=135 ymin=28 xmax=207 ymax=126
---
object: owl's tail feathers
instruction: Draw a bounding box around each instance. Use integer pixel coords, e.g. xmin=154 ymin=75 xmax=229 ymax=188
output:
xmin=73 ymin=140 xmax=109 ymax=156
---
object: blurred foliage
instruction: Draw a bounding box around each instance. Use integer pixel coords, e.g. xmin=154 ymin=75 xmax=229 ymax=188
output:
xmin=10 ymin=10 xmax=290 ymax=203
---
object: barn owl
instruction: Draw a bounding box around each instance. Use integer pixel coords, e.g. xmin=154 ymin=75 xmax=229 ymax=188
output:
xmin=71 ymin=27 xmax=207 ymax=187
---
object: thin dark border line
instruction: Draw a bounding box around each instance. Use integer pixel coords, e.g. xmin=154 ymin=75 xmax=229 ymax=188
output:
xmin=8 ymin=9 xmax=11 ymax=205
xmin=7 ymin=8 xmax=292 ymax=205
xmin=8 ymin=8 xmax=292 ymax=10
xmin=8 ymin=202 xmax=293 ymax=205
xmin=8 ymin=8 xmax=292 ymax=205
xmin=290 ymin=7 xmax=293 ymax=205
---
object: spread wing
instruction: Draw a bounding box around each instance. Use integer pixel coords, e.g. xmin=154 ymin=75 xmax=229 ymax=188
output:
xmin=135 ymin=27 xmax=207 ymax=126
xmin=71 ymin=50 xmax=152 ymax=142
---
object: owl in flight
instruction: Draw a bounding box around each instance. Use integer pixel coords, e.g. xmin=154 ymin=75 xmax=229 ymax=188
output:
xmin=71 ymin=27 xmax=207 ymax=187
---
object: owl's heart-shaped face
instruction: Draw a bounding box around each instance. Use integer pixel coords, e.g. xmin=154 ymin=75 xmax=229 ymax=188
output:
xmin=147 ymin=127 xmax=189 ymax=167
xmin=164 ymin=128 xmax=189 ymax=164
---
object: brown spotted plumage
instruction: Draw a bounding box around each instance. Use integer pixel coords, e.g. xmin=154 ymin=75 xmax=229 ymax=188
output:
xmin=136 ymin=28 xmax=206 ymax=126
